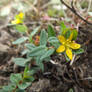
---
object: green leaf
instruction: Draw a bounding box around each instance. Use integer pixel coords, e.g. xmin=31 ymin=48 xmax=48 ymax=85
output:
xmin=71 ymin=29 xmax=78 ymax=40
xmin=23 ymin=66 xmax=36 ymax=80
xmin=15 ymin=25 xmax=27 ymax=33
xmin=50 ymin=42 xmax=60 ymax=49
xmin=60 ymin=22 xmax=72 ymax=37
xmin=24 ymin=76 xmax=35 ymax=82
xmin=60 ymin=22 xmax=78 ymax=40
xmin=23 ymin=66 xmax=29 ymax=77
xmin=29 ymin=27 xmax=40 ymax=42
xmin=60 ymin=21 xmax=67 ymax=34
xmin=36 ymin=56 xmax=42 ymax=65
xmin=23 ymin=66 xmax=35 ymax=80
xmin=62 ymin=28 xmax=70 ymax=36
xmin=21 ymin=49 xmax=29 ymax=55
xmin=40 ymin=48 xmax=55 ymax=60
xmin=13 ymin=58 xmax=31 ymax=67
xmin=48 ymin=25 xmax=55 ymax=37
xmin=30 ymin=27 xmax=40 ymax=37
xmin=2 ymin=84 xmax=16 ymax=92
xmin=48 ymin=37 xmax=59 ymax=43
xmin=65 ymin=30 xmax=71 ymax=39
xmin=18 ymin=82 xmax=31 ymax=90
xmin=28 ymin=46 xmax=46 ymax=57
xmin=73 ymin=48 xmax=84 ymax=55
xmin=39 ymin=62 xmax=44 ymax=71
xmin=62 ymin=28 xmax=78 ymax=40
xmin=44 ymin=56 xmax=51 ymax=62
xmin=48 ymin=37 xmax=60 ymax=48
xmin=10 ymin=74 xmax=22 ymax=84
xmin=27 ymin=69 xmax=37 ymax=75
xmin=69 ymin=88 xmax=74 ymax=92
xmin=16 ymin=89 xmax=25 ymax=92
xmin=40 ymin=29 xmax=48 ymax=46
xmin=12 ymin=37 xmax=28 ymax=45
xmin=25 ymin=43 xmax=36 ymax=50
xmin=35 ymin=56 xmax=44 ymax=71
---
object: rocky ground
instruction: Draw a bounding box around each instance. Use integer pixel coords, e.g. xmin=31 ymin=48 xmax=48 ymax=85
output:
xmin=0 ymin=0 xmax=92 ymax=92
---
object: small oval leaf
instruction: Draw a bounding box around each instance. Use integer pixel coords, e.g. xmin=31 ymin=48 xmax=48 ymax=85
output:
xmin=29 ymin=46 xmax=46 ymax=57
xmin=12 ymin=37 xmax=28 ymax=45
xmin=40 ymin=29 xmax=48 ymax=46
xmin=15 ymin=25 xmax=28 ymax=33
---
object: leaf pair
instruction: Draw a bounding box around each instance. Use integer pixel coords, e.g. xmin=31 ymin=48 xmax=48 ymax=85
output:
xmin=28 ymin=45 xmax=54 ymax=71
xmin=60 ymin=21 xmax=78 ymax=40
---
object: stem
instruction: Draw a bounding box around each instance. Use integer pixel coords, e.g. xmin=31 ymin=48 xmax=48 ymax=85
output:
xmin=70 ymin=54 xmax=76 ymax=66
xmin=60 ymin=0 xmax=92 ymax=25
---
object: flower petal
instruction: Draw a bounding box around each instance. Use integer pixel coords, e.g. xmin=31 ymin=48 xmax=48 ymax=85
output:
xmin=56 ymin=45 xmax=65 ymax=53
xmin=70 ymin=42 xmax=81 ymax=49
xmin=66 ymin=48 xmax=72 ymax=60
xmin=12 ymin=19 xmax=23 ymax=24
xmin=19 ymin=12 xmax=24 ymax=19
xmin=58 ymin=35 xmax=66 ymax=44
xmin=68 ymin=32 xmax=73 ymax=41
xmin=11 ymin=20 xmax=16 ymax=24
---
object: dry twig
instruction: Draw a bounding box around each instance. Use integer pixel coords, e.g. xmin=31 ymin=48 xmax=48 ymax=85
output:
xmin=60 ymin=0 xmax=92 ymax=25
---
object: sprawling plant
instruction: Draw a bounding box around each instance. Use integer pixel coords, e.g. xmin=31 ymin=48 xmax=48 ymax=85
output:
xmin=0 ymin=13 xmax=84 ymax=92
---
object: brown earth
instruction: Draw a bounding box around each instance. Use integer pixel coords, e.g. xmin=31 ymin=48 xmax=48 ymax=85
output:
xmin=0 ymin=17 xmax=92 ymax=92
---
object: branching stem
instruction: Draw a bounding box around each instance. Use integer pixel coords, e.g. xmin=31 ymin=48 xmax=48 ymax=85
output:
xmin=60 ymin=0 xmax=92 ymax=25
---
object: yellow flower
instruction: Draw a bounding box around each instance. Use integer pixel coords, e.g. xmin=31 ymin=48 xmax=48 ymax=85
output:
xmin=56 ymin=34 xmax=81 ymax=60
xmin=11 ymin=18 xmax=22 ymax=24
xmin=11 ymin=12 xmax=24 ymax=24
xmin=18 ymin=12 xmax=24 ymax=19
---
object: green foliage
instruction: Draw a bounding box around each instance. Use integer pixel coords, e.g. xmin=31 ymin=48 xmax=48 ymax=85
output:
xmin=69 ymin=88 xmax=74 ymax=92
xmin=35 ymin=56 xmax=44 ymax=71
xmin=28 ymin=45 xmax=46 ymax=57
xmin=18 ymin=82 xmax=31 ymax=90
xmin=2 ymin=84 xmax=16 ymax=92
xmin=60 ymin=21 xmax=78 ymax=40
xmin=1 ymin=74 xmax=23 ymax=92
xmin=12 ymin=37 xmax=28 ymax=45
xmin=60 ymin=21 xmax=67 ymax=34
xmin=1 ymin=68 xmax=35 ymax=92
xmin=21 ymin=49 xmax=29 ymax=55
xmin=40 ymin=29 xmax=48 ymax=46
xmin=48 ymin=37 xmax=59 ymax=43
xmin=25 ymin=43 xmax=36 ymax=50
xmin=40 ymin=48 xmax=55 ymax=60
xmin=71 ymin=29 xmax=78 ymax=40
xmin=73 ymin=48 xmax=84 ymax=55
xmin=15 ymin=25 xmax=27 ymax=33
xmin=29 ymin=26 xmax=40 ymax=42
xmin=16 ymin=89 xmax=25 ymax=92
xmin=48 ymin=37 xmax=60 ymax=48
xmin=10 ymin=74 xmax=22 ymax=84
xmin=64 ymin=30 xmax=71 ymax=39
xmin=0 ymin=13 xmax=84 ymax=92
xmin=28 ymin=44 xmax=55 ymax=70
xmin=48 ymin=25 xmax=56 ymax=37
xmin=13 ymin=58 xmax=31 ymax=67
xmin=23 ymin=66 xmax=36 ymax=78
